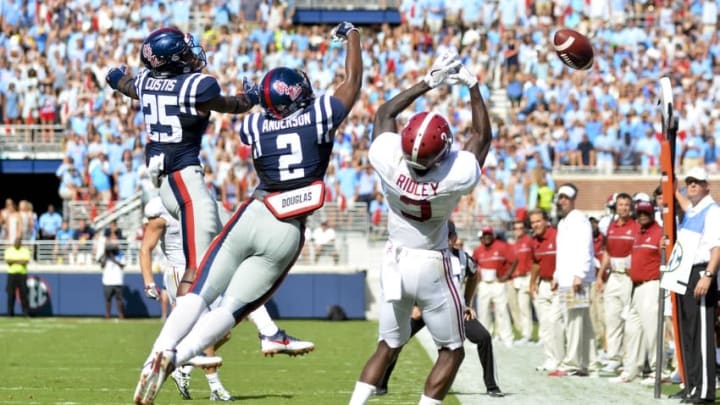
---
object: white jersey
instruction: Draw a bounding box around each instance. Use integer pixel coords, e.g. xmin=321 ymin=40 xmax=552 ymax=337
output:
xmin=369 ymin=133 xmax=480 ymax=250
xmin=144 ymin=197 xmax=185 ymax=268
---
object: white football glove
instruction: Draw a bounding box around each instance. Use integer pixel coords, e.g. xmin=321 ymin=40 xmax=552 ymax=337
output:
xmin=446 ymin=64 xmax=478 ymax=88
xmin=147 ymin=153 xmax=165 ymax=188
xmin=422 ymin=50 xmax=462 ymax=88
xmin=144 ymin=282 xmax=161 ymax=300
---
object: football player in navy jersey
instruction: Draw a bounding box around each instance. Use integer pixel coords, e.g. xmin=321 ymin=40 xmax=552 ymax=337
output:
xmin=132 ymin=22 xmax=363 ymax=405
xmin=106 ymin=27 xmax=260 ymax=298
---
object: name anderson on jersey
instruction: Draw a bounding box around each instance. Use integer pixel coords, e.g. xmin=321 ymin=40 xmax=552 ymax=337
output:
xmin=144 ymin=78 xmax=177 ymax=92
xmin=396 ymin=174 xmax=439 ymax=197
xmin=261 ymin=112 xmax=312 ymax=132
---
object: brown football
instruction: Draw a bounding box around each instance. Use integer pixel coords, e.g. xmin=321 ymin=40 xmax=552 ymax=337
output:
xmin=553 ymin=28 xmax=594 ymax=70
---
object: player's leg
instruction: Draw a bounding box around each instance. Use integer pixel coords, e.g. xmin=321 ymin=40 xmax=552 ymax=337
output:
xmin=249 ymin=305 xmax=315 ymax=356
xmin=416 ymin=250 xmax=465 ymax=401
xmin=6 ymin=274 xmax=15 ymax=316
xmin=173 ymin=203 xmax=304 ymax=364
xmin=103 ymin=285 xmax=113 ymax=319
xmin=200 ymin=345 xmax=234 ymax=401
xmin=17 ymin=273 xmax=29 ymax=316
xmin=464 ymin=318 xmax=502 ymax=394
xmin=377 ymin=312 xmax=427 ymax=395
xmin=160 ymin=166 xmax=221 ymax=293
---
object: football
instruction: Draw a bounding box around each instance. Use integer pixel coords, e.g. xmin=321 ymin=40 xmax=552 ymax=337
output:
xmin=552 ymin=28 xmax=594 ymax=70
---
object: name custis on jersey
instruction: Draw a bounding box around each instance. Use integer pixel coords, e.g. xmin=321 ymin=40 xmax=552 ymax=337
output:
xmin=369 ymin=132 xmax=480 ymax=250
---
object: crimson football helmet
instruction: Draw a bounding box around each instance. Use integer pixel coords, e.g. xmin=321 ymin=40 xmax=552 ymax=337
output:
xmin=400 ymin=112 xmax=452 ymax=173
xmin=634 ymin=200 xmax=654 ymax=215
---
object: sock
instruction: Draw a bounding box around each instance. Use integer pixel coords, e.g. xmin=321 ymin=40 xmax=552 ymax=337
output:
xmin=418 ymin=394 xmax=442 ymax=405
xmin=179 ymin=365 xmax=194 ymax=375
xmin=248 ymin=305 xmax=279 ymax=337
xmin=348 ymin=381 xmax=375 ymax=405
xmin=152 ymin=293 xmax=207 ymax=353
xmin=176 ymin=306 xmax=235 ymax=365
xmin=205 ymin=372 xmax=223 ymax=391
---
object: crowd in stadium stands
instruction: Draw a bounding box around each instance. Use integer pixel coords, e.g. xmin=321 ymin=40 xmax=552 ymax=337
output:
xmin=1 ymin=0 xmax=719 ymax=232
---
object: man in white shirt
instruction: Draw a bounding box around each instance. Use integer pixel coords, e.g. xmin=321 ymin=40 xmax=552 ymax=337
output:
xmin=549 ymin=183 xmax=595 ymax=377
xmin=671 ymin=167 xmax=720 ymax=403
xmin=312 ymin=221 xmax=339 ymax=264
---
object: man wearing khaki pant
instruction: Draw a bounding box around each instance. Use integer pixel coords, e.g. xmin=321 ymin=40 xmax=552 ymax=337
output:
xmin=549 ymin=184 xmax=595 ymax=376
xmin=597 ymin=193 xmax=638 ymax=375
xmin=529 ymin=209 xmax=564 ymax=371
xmin=510 ymin=219 xmax=535 ymax=345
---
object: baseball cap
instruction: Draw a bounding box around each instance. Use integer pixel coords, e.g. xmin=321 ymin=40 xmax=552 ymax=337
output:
xmin=478 ymin=225 xmax=494 ymax=237
xmin=635 ymin=201 xmax=654 ymax=215
xmin=685 ymin=167 xmax=708 ymax=183
xmin=557 ymin=183 xmax=577 ymax=199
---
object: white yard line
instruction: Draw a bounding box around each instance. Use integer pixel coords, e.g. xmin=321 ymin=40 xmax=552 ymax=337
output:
xmin=415 ymin=329 xmax=671 ymax=405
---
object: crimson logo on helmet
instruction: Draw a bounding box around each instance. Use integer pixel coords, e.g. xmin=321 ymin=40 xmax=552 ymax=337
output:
xmin=272 ymin=80 xmax=303 ymax=101
xmin=143 ymin=44 xmax=162 ymax=68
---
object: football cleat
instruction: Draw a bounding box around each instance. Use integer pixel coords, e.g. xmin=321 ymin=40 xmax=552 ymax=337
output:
xmin=171 ymin=369 xmax=192 ymax=400
xmin=184 ymin=355 xmax=223 ymax=368
xmin=133 ymin=350 xmax=176 ymax=405
xmin=210 ymin=386 xmax=235 ymax=401
xmin=260 ymin=329 xmax=315 ymax=357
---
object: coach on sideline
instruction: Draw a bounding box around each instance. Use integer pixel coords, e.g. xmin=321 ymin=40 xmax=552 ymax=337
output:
xmin=548 ymin=183 xmax=595 ymax=377
xmin=672 ymin=167 xmax=720 ymax=404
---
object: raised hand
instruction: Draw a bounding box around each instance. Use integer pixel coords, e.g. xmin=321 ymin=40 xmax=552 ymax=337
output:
xmin=446 ymin=64 xmax=479 ymax=88
xmin=105 ymin=65 xmax=127 ymax=90
xmin=422 ymin=50 xmax=462 ymax=88
xmin=242 ymin=77 xmax=260 ymax=106
xmin=331 ymin=21 xmax=359 ymax=42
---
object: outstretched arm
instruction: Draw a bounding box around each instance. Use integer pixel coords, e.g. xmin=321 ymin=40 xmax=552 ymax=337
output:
xmin=198 ymin=94 xmax=257 ymax=114
xmin=463 ymin=81 xmax=492 ymax=167
xmin=372 ymin=81 xmax=433 ymax=138
xmin=330 ymin=22 xmax=363 ymax=113
xmin=115 ymin=74 xmax=139 ymax=100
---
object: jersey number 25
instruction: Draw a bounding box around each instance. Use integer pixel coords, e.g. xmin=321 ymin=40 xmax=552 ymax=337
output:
xmin=143 ymin=94 xmax=182 ymax=143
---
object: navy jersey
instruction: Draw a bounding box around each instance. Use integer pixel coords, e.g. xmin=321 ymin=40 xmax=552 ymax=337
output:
xmin=135 ymin=69 xmax=221 ymax=173
xmin=240 ymin=95 xmax=347 ymax=191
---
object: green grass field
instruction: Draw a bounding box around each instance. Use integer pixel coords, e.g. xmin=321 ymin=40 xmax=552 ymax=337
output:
xmin=0 ymin=318 xmax=460 ymax=405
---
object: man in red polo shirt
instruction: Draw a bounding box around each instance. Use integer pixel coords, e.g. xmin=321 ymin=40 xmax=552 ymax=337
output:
xmin=528 ymin=209 xmax=564 ymax=371
xmin=597 ymin=192 xmax=639 ymax=374
xmin=473 ymin=225 xmax=516 ymax=348
xmin=510 ymin=219 xmax=535 ymax=345
xmin=609 ymin=200 xmax=664 ymax=384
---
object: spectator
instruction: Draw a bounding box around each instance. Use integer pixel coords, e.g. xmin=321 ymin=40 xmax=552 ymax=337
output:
xmin=38 ymin=204 xmax=63 ymax=240
xmin=18 ymin=200 xmax=36 ymax=241
xmin=100 ymin=235 xmax=125 ymax=319
xmin=56 ymin=157 xmax=83 ymax=201
xmin=71 ymin=218 xmax=96 ymax=265
xmin=4 ymin=237 xmax=31 ymax=317
xmin=53 ymin=220 xmax=74 ymax=263
xmin=355 ymin=164 xmax=378 ymax=212
xmin=2 ymin=199 xmax=21 ymax=243
xmin=220 ymin=167 xmax=242 ymax=211
xmin=104 ymin=220 xmax=124 ymax=241
xmin=312 ymin=221 xmax=339 ymax=265
xmin=115 ymin=159 xmax=140 ymax=201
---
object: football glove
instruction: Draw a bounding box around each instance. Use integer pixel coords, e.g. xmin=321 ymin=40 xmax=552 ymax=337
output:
xmin=144 ymin=282 xmax=161 ymax=300
xmin=422 ymin=50 xmax=462 ymax=89
xmin=446 ymin=64 xmax=479 ymax=88
xmin=147 ymin=153 xmax=165 ymax=188
xmin=331 ymin=21 xmax=359 ymax=42
xmin=242 ymin=77 xmax=260 ymax=106
xmin=105 ymin=65 xmax=127 ymax=90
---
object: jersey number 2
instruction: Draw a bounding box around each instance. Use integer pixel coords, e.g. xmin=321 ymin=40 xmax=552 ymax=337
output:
xmin=277 ymin=133 xmax=305 ymax=181
xmin=143 ymin=94 xmax=182 ymax=143
xmin=399 ymin=196 xmax=432 ymax=222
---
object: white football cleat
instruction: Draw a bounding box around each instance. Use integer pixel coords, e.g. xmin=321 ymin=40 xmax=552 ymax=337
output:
xmin=171 ymin=369 xmax=192 ymax=400
xmin=260 ymin=329 xmax=315 ymax=357
xmin=210 ymin=386 xmax=235 ymax=401
xmin=133 ymin=350 xmax=176 ymax=405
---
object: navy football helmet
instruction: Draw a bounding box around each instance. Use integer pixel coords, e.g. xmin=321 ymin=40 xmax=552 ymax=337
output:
xmin=140 ymin=27 xmax=206 ymax=78
xmin=259 ymin=67 xmax=314 ymax=119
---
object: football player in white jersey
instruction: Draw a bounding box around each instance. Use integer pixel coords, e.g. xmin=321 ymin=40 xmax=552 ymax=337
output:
xmin=348 ymin=52 xmax=491 ymax=405
xmin=140 ymin=197 xmax=315 ymax=401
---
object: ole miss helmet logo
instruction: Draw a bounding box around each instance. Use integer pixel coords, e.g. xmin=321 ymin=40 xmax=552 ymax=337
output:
xmin=272 ymin=80 xmax=303 ymax=101
xmin=143 ymin=44 xmax=162 ymax=68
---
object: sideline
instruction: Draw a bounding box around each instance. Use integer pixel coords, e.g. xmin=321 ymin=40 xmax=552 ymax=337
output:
xmin=415 ymin=329 xmax=668 ymax=405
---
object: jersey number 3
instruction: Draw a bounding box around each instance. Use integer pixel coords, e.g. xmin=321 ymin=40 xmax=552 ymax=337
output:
xmin=399 ymin=196 xmax=432 ymax=222
xmin=143 ymin=94 xmax=182 ymax=143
